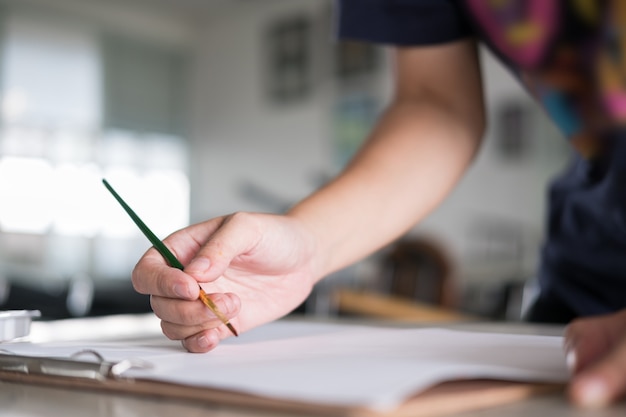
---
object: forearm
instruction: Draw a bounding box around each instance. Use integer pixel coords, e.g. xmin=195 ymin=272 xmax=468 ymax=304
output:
xmin=287 ymin=98 xmax=484 ymax=280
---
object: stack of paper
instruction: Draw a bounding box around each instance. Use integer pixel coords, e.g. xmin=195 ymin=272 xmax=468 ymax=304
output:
xmin=2 ymin=320 xmax=569 ymax=415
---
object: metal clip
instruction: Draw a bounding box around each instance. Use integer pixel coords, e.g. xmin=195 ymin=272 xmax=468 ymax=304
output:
xmin=0 ymin=348 xmax=153 ymax=381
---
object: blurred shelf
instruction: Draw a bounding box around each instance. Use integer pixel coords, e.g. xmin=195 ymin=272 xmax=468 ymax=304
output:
xmin=333 ymin=289 xmax=477 ymax=323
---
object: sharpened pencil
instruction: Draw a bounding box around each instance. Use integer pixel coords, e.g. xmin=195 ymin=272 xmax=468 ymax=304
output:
xmin=102 ymin=178 xmax=238 ymax=337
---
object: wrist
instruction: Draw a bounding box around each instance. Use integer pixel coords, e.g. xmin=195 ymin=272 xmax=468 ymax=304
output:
xmin=285 ymin=208 xmax=331 ymax=284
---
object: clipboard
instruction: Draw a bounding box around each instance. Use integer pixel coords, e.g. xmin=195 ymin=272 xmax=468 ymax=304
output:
xmin=0 ymin=351 xmax=562 ymax=417
xmin=0 ymin=346 xmax=564 ymax=417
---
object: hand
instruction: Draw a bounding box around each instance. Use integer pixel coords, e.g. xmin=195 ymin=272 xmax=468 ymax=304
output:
xmin=132 ymin=212 xmax=319 ymax=353
xmin=564 ymin=309 xmax=626 ymax=407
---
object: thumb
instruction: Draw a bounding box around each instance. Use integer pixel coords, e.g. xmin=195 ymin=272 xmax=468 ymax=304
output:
xmin=183 ymin=212 xmax=262 ymax=283
xmin=564 ymin=310 xmax=626 ymax=373
xmin=569 ymin=333 xmax=626 ymax=407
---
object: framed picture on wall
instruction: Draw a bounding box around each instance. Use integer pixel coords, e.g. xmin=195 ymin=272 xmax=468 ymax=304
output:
xmin=265 ymin=14 xmax=312 ymax=104
xmin=495 ymin=100 xmax=533 ymax=160
xmin=333 ymin=93 xmax=380 ymax=167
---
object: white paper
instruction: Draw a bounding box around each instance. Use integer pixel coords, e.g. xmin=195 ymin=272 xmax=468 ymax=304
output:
xmin=3 ymin=320 xmax=569 ymax=411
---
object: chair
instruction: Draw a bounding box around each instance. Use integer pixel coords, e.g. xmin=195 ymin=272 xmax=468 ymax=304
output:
xmin=334 ymin=236 xmax=474 ymax=323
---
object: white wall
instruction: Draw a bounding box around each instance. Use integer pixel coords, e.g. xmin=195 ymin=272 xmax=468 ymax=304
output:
xmin=188 ymin=0 xmax=337 ymax=220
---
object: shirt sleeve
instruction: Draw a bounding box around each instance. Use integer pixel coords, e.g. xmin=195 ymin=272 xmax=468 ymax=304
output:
xmin=337 ymin=0 xmax=473 ymax=46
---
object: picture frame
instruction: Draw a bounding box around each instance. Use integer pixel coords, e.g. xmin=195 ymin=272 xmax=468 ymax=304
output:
xmin=495 ymin=100 xmax=532 ymax=160
xmin=265 ymin=14 xmax=312 ymax=104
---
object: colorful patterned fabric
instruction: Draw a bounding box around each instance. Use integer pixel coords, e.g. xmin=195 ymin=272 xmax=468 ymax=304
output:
xmin=465 ymin=0 xmax=625 ymax=158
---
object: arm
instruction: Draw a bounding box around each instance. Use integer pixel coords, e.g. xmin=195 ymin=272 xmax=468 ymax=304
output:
xmin=132 ymin=39 xmax=486 ymax=352
xmin=289 ymin=39 xmax=485 ymax=278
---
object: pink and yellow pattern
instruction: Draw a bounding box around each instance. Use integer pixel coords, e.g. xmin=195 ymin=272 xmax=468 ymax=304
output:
xmin=465 ymin=0 xmax=626 ymax=159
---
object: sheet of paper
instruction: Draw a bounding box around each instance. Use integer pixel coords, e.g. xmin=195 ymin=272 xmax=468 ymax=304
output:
xmin=3 ymin=320 xmax=569 ymax=411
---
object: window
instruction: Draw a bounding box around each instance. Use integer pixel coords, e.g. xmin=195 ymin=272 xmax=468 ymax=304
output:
xmin=0 ymin=9 xmax=190 ymax=283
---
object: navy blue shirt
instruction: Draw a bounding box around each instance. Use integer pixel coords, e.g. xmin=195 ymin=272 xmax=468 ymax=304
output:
xmin=338 ymin=0 xmax=626 ymax=323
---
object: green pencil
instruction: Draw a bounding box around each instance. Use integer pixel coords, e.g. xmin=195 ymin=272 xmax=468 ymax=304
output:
xmin=102 ymin=178 xmax=238 ymax=337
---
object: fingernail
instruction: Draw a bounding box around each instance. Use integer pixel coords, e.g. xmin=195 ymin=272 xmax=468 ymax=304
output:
xmin=566 ymin=349 xmax=577 ymax=372
xmin=186 ymin=257 xmax=211 ymax=274
xmin=578 ymin=378 xmax=610 ymax=408
xmin=173 ymin=283 xmax=192 ymax=298
xmin=563 ymin=338 xmax=573 ymax=353
xmin=197 ymin=335 xmax=210 ymax=349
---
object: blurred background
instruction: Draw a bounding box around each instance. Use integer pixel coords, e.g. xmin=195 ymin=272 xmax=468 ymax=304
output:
xmin=0 ymin=0 xmax=571 ymax=323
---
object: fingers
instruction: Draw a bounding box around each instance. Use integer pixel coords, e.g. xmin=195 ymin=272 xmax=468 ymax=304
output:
xmin=565 ymin=310 xmax=626 ymax=407
xmin=182 ymin=329 xmax=223 ymax=353
xmin=564 ymin=310 xmax=626 ymax=373
xmin=151 ymin=292 xmax=240 ymax=329
xmin=568 ymin=334 xmax=626 ymax=407
xmin=130 ymin=216 xmax=256 ymax=353
xmin=182 ymin=213 xmax=264 ymax=282
xmin=132 ymin=253 xmax=199 ymax=300
xmin=152 ymin=292 xmax=241 ymax=353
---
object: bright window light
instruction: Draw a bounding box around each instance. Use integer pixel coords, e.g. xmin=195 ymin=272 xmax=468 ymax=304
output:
xmin=0 ymin=11 xmax=100 ymax=128
xmin=142 ymin=170 xmax=190 ymax=238
xmin=0 ymin=156 xmax=55 ymax=233
xmin=99 ymin=167 xmax=189 ymax=239
xmin=0 ymin=125 xmax=48 ymax=157
xmin=0 ymin=157 xmax=189 ymax=239
xmin=0 ymin=11 xmax=190 ymax=242
xmin=51 ymin=163 xmax=102 ymax=237
xmin=2 ymin=88 xmax=28 ymax=121
xmin=98 ymin=167 xmax=143 ymax=238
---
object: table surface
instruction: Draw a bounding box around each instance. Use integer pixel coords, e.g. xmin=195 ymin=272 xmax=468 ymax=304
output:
xmin=1 ymin=314 xmax=626 ymax=417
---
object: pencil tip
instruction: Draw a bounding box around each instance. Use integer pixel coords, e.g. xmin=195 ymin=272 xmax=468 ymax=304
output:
xmin=227 ymin=323 xmax=239 ymax=337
